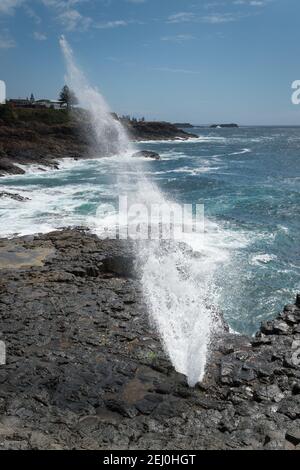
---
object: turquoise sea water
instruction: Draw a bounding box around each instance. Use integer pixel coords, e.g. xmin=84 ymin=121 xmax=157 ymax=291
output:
xmin=0 ymin=126 xmax=299 ymax=334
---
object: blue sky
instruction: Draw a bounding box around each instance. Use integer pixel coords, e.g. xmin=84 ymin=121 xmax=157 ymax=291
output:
xmin=0 ymin=0 xmax=299 ymax=124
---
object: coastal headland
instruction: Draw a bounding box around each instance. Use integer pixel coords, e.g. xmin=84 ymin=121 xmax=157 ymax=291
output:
xmin=0 ymin=107 xmax=197 ymax=177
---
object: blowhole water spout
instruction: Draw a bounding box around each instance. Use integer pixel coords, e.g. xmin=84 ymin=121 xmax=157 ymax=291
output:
xmin=59 ymin=37 xmax=216 ymax=387
xmin=59 ymin=36 xmax=131 ymax=157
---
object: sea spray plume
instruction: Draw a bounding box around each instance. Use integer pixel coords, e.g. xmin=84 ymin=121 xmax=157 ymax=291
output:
xmin=132 ymin=178 xmax=218 ymax=386
xmin=59 ymin=36 xmax=131 ymax=156
xmin=95 ymin=171 xmax=215 ymax=386
xmin=59 ymin=36 xmax=216 ymax=386
xmin=140 ymin=241 xmax=214 ymax=386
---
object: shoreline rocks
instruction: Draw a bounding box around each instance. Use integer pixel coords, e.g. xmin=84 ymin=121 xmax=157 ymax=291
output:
xmin=0 ymin=191 xmax=30 ymax=202
xmin=0 ymin=113 xmax=196 ymax=176
xmin=0 ymin=228 xmax=299 ymax=450
xmin=210 ymin=123 xmax=239 ymax=128
xmin=124 ymin=120 xmax=198 ymax=142
xmin=173 ymin=123 xmax=194 ymax=129
xmin=132 ymin=150 xmax=161 ymax=160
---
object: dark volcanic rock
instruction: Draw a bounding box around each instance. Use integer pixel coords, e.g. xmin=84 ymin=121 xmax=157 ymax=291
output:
xmin=210 ymin=123 xmax=239 ymax=128
xmin=124 ymin=120 xmax=198 ymax=141
xmin=173 ymin=123 xmax=194 ymax=129
xmin=0 ymin=228 xmax=299 ymax=450
xmin=0 ymin=191 xmax=30 ymax=202
xmin=0 ymin=121 xmax=89 ymax=176
xmin=0 ymin=157 xmax=26 ymax=176
xmin=132 ymin=150 xmax=160 ymax=160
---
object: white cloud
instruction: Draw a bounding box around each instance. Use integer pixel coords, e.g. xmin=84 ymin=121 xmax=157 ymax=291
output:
xmin=95 ymin=18 xmax=144 ymax=29
xmin=0 ymin=36 xmax=16 ymax=48
xmin=152 ymin=66 xmax=201 ymax=75
xmin=168 ymin=0 xmax=274 ymax=25
xmin=41 ymin=0 xmax=134 ymax=32
xmin=167 ymin=12 xmax=196 ymax=24
xmin=41 ymin=1 xmax=88 ymax=7
xmin=33 ymin=31 xmax=47 ymax=40
xmin=205 ymin=0 xmax=271 ymax=5
xmin=0 ymin=0 xmax=24 ymax=15
xmin=40 ymin=0 xmax=93 ymax=31
xmin=161 ymin=34 xmax=195 ymax=43
xmin=96 ymin=20 xmax=128 ymax=29
xmin=0 ymin=0 xmax=143 ymax=33
xmin=233 ymin=0 xmax=271 ymax=5
xmin=201 ymin=13 xmax=238 ymax=23
xmin=168 ymin=10 xmax=244 ymax=25
xmin=24 ymin=5 xmax=42 ymax=24
xmin=58 ymin=8 xmax=92 ymax=31
xmin=204 ymin=2 xmax=226 ymax=7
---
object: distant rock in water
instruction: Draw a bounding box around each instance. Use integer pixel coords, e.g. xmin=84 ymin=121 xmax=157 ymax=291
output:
xmin=123 ymin=120 xmax=198 ymax=141
xmin=132 ymin=150 xmax=160 ymax=160
xmin=210 ymin=123 xmax=239 ymax=128
xmin=173 ymin=123 xmax=194 ymax=128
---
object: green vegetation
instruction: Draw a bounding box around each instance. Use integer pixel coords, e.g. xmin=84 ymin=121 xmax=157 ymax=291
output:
xmin=16 ymin=108 xmax=71 ymax=125
xmin=0 ymin=105 xmax=71 ymax=125
xmin=0 ymin=104 xmax=17 ymax=124
xmin=147 ymin=350 xmax=158 ymax=362
xmin=59 ymin=85 xmax=78 ymax=109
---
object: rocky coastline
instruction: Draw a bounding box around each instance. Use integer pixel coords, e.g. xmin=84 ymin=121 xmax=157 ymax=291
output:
xmin=0 ymin=109 xmax=196 ymax=177
xmin=125 ymin=120 xmax=197 ymax=141
xmin=0 ymin=228 xmax=299 ymax=450
xmin=210 ymin=123 xmax=239 ymax=128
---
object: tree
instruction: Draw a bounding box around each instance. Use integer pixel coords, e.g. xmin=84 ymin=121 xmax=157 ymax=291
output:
xmin=30 ymin=93 xmax=35 ymax=102
xmin=59 ymin=85 xmax=78 ymax=109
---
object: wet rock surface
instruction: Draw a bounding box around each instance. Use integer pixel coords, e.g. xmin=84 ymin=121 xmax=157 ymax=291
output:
xmin=124 ymin=120 xmax=198 ymax=142
xmin=132 ymin=151 xmax=161 ymax=160
xmin=0 ymin=228 xmax=299 ymax=450
xmin=0 ymin=191 xmax=30 ymax=202
xmin=0 ymin=121 xmax=90 ymax=176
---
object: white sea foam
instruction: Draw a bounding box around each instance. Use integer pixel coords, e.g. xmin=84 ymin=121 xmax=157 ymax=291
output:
xmin=196 ymin=136 xmax=227 ymax=143
xmin=14 ymin=163 xmax=56 ymax=174
xmin=174 ymin=165 xmax=221 ymax=174
xmin=136 ymin=137 xmax=202 ymax=144
xmin=250 ymin=253 xmax=277 ymax=266
xmin=228 ymin=148 xmax=251 ymax=156
xmin=158 ymin=150 xmax=186 ymax=160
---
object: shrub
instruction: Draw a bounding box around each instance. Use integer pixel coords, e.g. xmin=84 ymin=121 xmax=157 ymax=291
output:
xmin=0 ymin=104 xmax=16 ymax=124
xmin=14 ymin=108 xmax=71 ymax=125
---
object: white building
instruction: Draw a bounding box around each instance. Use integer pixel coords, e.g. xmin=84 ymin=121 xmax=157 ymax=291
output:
xmin=0 ymin=80 xmax=6 ymax=104
xmin=34 ymin=99 xmax=65 ymax=110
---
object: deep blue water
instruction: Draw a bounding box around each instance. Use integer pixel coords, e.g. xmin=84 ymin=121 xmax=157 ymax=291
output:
xmin=0 ymin=126 xmax=299 ymax=334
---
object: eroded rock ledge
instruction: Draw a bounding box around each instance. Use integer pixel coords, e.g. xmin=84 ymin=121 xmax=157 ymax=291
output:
xmin=0 ymin=229 xmax=299 ymax=450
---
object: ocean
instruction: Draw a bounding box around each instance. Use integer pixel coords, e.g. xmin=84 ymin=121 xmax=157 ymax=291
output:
xmin=0 ymin=126 xmax=299 ymax=337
